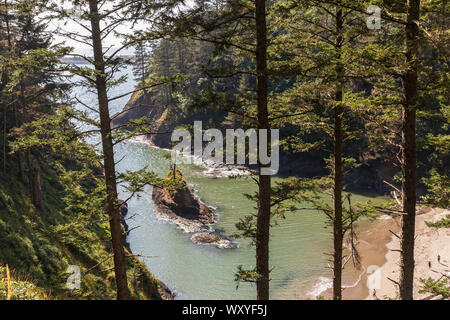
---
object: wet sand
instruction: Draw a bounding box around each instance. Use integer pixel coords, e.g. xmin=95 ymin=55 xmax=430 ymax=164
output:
xmin=320 ymin=215 xmax=400 ymax=300
xmin=364 ymin=207 xmax=450 ymax=300
xmin=341 ymin=215 xmax=401 ymax=300
xmin=278 ymin=207 xmax=449 ymax=300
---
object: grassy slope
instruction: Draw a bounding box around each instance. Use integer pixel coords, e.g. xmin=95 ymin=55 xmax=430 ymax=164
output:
xmin=0 ymin=151 xmax=163 ymax=300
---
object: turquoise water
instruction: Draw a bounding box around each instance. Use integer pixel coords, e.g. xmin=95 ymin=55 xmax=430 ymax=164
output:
xmin=73 ymin=66 xmax=384 ymax=300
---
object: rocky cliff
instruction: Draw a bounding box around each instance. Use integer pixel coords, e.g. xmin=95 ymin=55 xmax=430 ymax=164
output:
xmin=114 ymin=91 xmax=401 ymax=195
xmin=112 ymin=91 xmax=174 ymax=147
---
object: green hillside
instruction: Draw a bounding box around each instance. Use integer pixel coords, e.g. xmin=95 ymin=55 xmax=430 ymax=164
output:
xmin=0 ymin=136 xmax=164 ymax=300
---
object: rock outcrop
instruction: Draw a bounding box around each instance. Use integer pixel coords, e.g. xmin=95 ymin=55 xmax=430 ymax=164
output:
xmin=152 ymin=170 xmax=215 ymax=232
xmin=112 ymin=91 xmax=173 ymax=147
xmin=113 ymin=91 xmax=400 ymax=193
xmin=152 ymin=170 xmax=235 ymax=248
xmin=190 ymin=232 xmax=234 ymax=249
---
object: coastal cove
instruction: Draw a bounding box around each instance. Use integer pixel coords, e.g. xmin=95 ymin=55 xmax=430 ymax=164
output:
xmin=1 ymin=0 xmax=447 ymax=303
xmin=117 ymin=137 xmax=390 ymax=300
xmin=73 ymin=66 xmax=388 ymax=300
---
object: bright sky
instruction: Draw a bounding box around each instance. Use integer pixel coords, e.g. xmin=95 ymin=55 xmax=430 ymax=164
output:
xmin=47 ymin=0 xmax=194 ymax=56
xmin=47 ymin=1 xmax=148 ymax=56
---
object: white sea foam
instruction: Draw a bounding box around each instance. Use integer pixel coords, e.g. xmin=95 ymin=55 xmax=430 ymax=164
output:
xmin=343 ymin=266 xmax=366 ymax=289
xmin=128 ymin=136 xmax=253 ymax=178
xmin=307 ymin=277 xmax=333 ymax=298
xmin=307 ymin=266 xmax=366 ymax=299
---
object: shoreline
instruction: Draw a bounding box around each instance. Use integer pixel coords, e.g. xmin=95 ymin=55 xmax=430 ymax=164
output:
xmin=128 ymin=137 xmax=449 ymax=300
xmin=277 ymin=207 xmax=449 ymax=300
xmin=362 ymin=207 xmax=449 ymax=300
xmin=277 ymin=216 xmax=395 ymax=300
xmin=304 ymin=207 xmax=449 ymax=300
xmin=339 ymin=215 xmax=401 ymax=300
xmin=129 ymin=135 xmax=253 ymax=178
xmin=121 ymin=203 xmax=175 ymax=300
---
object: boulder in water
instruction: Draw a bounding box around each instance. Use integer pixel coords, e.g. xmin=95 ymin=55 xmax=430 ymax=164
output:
xmin=190 ymin=232 xmax=234 ymax=249
xmin=152 ymin=170 xmax=215 ymax=232
xmin=152 ymin=170 xmax=235 ymax=248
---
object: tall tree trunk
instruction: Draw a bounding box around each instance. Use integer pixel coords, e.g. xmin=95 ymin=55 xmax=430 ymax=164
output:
xmin=2 ymin=0 xmax=12 ymax=174
xmin=3 ymin=0 xmax=24 ymax=179
xmin=26 ymin=150 xmax=41 ymax=209
xmin=31 ymin=166 xmax=42 ymax=209
xmin=2 ymin=109 xmax=5 ymax=173
xmin=255 ymin=0 xmax=271 ymax=300
xmin=141 ymin=57 xmax=146 ymax=94
xmin=15 ymin=85 xmax=28 ymax=180
xmin=139 ymin=45 xmax=147 ymax=94
xmin=162 ymin=44 xmax=172 ymax=104
xmin=14 ymin=118 xmax=24 ymax=180
xmin=88 ymin=0 xmax=130 ymax=300
xmin=332 ymin=7 xmax=344 ymax=301
xmin=26 ymin=149 xmax=42 ymax=209
xmin=399 ymin=0 xmax=420 ymax=300
xmin=177 ymin=40 xmax=185 ymax=74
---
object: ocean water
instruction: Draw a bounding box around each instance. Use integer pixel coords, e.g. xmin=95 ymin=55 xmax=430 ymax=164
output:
xmin=72 ymin=65 xmax=385 ymax=300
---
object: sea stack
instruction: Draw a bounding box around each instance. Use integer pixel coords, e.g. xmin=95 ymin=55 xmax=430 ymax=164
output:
xmin=152 ymin=170 xmax=215 ymax=232
xmin=152 ymin=170 xmax=234 ymax=248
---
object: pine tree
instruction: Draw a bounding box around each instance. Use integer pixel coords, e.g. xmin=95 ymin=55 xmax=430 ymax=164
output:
xmin=144 ymin=0 xmax=274 ymax=299
xmin=47 ymin=0 xmax=178 ymax=300
xmin=254 ymin=0 xmax=270 ymax=300
xmin=269 ymin=0 xmax=375 ymax=299
xmin=0 ymin=0 xmax=67 ymax=208
xmin=47 ymin=0 xmax=135 ymax=299
xmin=325 ymin=0 xmax=448 ymax=299
xmin=133 ymin=42 xmax=149 ymax=93
xmin=399 ymin=0 xmax=421 ymax=300
xmin=86 ymin=0 xmax=131 ymax=300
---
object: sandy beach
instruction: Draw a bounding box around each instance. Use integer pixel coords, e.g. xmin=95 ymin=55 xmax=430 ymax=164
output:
xmin=361 ymin=207 xmax=450 ymax=300
xmin=278 ymin=207 xmax=449 ymax=300
xmin=336 ymin=207 xmax=450 ymax=300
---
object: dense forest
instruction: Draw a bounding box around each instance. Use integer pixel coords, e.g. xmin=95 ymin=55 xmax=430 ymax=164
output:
xmin=0 ymin=0 xmax=448 ymax=301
